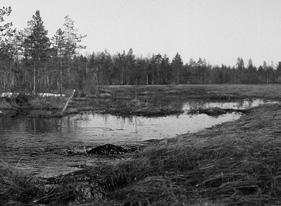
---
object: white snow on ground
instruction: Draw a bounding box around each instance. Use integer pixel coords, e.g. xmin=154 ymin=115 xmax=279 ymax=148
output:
xmin=1 ymin=92 xmax=19 ymax=97
xmin=1 ymin=92 xmax=65 ymax=97
xmin=38 ymin=93 xmax=65 ymax=97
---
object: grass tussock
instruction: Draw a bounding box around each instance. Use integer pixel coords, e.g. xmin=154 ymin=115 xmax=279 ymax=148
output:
xmin=99 ymin=141 xmax=281 ymax=205
xmin=0 ymin=160 xmax=43 ymax=205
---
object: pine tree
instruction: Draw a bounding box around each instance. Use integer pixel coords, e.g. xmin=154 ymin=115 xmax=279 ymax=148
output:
xmin=171 ymin=53 xmax=183 ymax=84
xmin=0 ymin=6 xmax=12 ymax=43
xmin=23 ymin=10 xmax=51 ymax=94
xmin=0 ymin=6 xmax=13 ymax=59
xmin=52 ymin=28 xmax=65 ymax=95
xmin=236 ymin=57 xmax=245 ymax=70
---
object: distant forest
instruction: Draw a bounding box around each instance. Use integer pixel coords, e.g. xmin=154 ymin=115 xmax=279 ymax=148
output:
xmin=1 ymin=8 xmax=281 ymax=94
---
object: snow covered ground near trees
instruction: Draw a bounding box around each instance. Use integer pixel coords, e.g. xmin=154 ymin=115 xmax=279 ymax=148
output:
xmin=0 ymin=92 xmax=65 ymax=97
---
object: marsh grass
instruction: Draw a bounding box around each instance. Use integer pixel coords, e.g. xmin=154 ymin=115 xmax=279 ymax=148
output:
xmin=0 ymin=160 xmax=43 ymax=205
xmin=99 ymin=140 xmax=281 ymax=205
xmin=103 ymin=84 xmax=281 ymax=100
xmin=101 ymin=98 xmax=183 ymax=117
xmin=28 ymin=96 xmax=66 ymax=110
xmin=3 ymin=133 xmax=281 ymax=205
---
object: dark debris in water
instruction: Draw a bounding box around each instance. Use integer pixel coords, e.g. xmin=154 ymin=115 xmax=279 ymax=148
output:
xmin=103 ymin=106 xmax=184 ymax=117
xmin=188 ymin=107 xmax=249 ymax=117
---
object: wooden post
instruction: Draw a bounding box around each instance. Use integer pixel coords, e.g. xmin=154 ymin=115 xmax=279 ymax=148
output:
xmin=61 ymin=89 xmax=75 ymax=115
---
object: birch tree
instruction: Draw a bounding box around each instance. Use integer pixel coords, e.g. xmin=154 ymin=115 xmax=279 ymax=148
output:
xmin=62 ymin=15 xmax=86 ymax=88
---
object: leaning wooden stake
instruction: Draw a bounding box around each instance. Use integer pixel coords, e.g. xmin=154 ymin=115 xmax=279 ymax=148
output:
xmin=61 ymin=89 xmax=75 ymax=115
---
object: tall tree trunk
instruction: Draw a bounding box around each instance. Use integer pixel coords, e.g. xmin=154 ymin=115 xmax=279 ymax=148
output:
xmin=67 ymin=56 xmax=71 ymax=88
xmin=33 ymin=61 xmax=36 ymax=95
xmin=121 ymin=67 xmax=124 ymax=85
xmin=176 ymin=68 xmax=179 ymax=84
xmin=59 ymin=58 xmax=63 ymax=96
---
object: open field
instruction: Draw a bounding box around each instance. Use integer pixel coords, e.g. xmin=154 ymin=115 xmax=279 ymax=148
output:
xmin=1 ymin=84 xmax=281 ymax=205
xmin=103 ymin=84 xmax=281 ymax=100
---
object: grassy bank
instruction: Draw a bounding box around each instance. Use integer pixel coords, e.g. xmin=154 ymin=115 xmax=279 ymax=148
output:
xmin=1 ymin=84 xmax=281 ymax=118
xmin=2 ymin=103 xmax=281 ymax=205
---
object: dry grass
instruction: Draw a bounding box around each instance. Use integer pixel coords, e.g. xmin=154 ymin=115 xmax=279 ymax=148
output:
xmin=28 ymin=96 xmax=67 ymax=110
xmin=101 ymin=98 xmax=183 ymax=117
xmin=0 ymin=160 xmax=43 ymax=205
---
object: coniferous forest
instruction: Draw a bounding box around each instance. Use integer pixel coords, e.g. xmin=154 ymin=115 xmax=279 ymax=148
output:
xmin=1 ymin=8 xmax=281 ymax=94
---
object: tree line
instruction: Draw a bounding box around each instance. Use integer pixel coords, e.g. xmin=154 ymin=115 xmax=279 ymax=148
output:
xmin=1 ymin=8 xmax=281 ymax=94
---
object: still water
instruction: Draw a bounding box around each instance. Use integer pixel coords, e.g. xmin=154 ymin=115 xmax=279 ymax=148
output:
xmin=0 ymin=98 xmax=277 ymax=176
xmin=0 ymin=99 xmax=276 ymax=146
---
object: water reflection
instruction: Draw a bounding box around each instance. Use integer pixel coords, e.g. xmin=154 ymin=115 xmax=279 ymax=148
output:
xmin=0 ymin=98 xmax=278 ymax=175
xmin=182 ymin=99 xmax=278 ymax=112
xmin=62 ymin=112 xmax=241 ymax=142
xmin=0 ymin=99 xmax=277 ymax=152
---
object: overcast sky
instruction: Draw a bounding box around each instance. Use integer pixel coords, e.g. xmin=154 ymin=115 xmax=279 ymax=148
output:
xmin=2 ymin=0 xmax=281 ymax=66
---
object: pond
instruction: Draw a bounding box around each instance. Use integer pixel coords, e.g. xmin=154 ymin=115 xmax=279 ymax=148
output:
xmin=0 ymin=98 xmax=277 ymax=176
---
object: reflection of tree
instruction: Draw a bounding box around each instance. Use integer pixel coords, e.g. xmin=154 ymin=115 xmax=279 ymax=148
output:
xmin=182 ymin=99 xmax=259 ymax=111
xmin=102 ymin=114 xmax=109 ymax=126
xmin=27 ymin=118 xmax=62 ymax=133
xmin=189 ymin=100 xmax=206 ymax=110
xmin=0 ymin=117 xmax=63 ymax=135
xmin=115 ymin=116 xmax=126 ymax=129
xmin=236 ymin=99 xmax=244 ymax=109
xmin=247 ymin=99 xmax=253 ymax=108
xmin=134 ymin=117 xmax=138 ymax=133
xmin=0 ymin=117 xmax=20 ymax=131
xmin=140 ymin=94 xmax=190 ymax=111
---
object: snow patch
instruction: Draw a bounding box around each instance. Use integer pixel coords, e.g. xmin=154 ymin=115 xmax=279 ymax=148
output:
xmin=1 ymin=92 xmax=65 ymax=97
xmin=38 ymin=93 xmax=65 ymax=97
